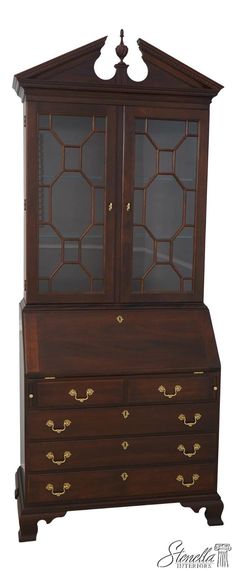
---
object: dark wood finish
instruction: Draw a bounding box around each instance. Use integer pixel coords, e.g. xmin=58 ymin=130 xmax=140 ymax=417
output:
xmin=181 ymin=494 xmax=224 ymax=526
xmin=22 ymin=306 xmax=220 ymax=377
xmin=14 ymin=32 xmax=224 ymax=540
xmin=127 ymin=373 xmax=218 ymax=403
xmin=28 ymin=433 xmax=217 ymax=471
xmin=31 ymin=377 xmax=125 ymax=408
xmin=26 ymin=463 xmax=217 ymax=505
xmin=28 ymin=403 xmax=218 ymax=439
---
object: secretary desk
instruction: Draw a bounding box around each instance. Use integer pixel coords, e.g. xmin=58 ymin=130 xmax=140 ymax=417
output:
xmin=13 ymin=31 xmax=224 ymax=541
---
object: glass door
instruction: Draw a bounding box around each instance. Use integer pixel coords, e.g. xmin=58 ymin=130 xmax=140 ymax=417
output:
xmin=27 ymin=103 xmax=116 ymax=302
xmin=122 ymin=107 xmax=208 ymax=302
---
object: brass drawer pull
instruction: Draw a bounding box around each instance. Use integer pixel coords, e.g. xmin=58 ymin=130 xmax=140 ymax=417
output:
xmin=69 ymin=387 xmax=94 ymax=403
xmin=158 ymin=384 xmax=182 ymax=399
xmin=178 ymin=413 xmax=202 ymax=427
xmin=176 ymin=473 xmax=199 ymax=488
xmin=46 ymin=482 xmax=71 ymax=497
xmin=116 ymin=315 xmax=124 ymax=324
xmin=121 ymin=440 xmax=129 ymax=450
xmin=177 ymin=443 xmax=201 ymax=458
xmin=122 ymin=409 xmax=130 ymax=419
xmin=46 ymin=419 xmax=71 ymax=433
xmin=121 ymin=472 xmax=129 ymax=481
xmin=46 ymin=451 xmax=72 ymax=466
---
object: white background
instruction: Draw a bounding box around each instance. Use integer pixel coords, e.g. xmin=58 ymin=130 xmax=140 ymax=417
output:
xmin=1 ymin=0 xmax=235 ymax=567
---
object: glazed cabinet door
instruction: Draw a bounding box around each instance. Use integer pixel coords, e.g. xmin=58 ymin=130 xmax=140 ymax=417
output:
xmin=121 ymin=107 xmax=209 ymax=302
xmin=26 ymin=102 xmax=116 ymax=303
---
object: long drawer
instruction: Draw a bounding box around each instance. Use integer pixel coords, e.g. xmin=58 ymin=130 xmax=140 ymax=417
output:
xmin=28 ymin=373 xmax=218 ymax=408
xmin=28 ymin=403 xmax=218 ymax=440
xmin=26 ymin=463 xmax=217 ymax=504
xmin=28 ymin=433 xmax=218 ymax=471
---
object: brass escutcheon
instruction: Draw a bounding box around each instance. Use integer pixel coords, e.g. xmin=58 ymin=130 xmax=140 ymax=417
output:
xmin=116 ymin=315 xmax=124 ymax=324
xmin=121 ymin=441 xmax=129 ymax=450
xmin=122 ymin=409 xmax=130 ymax=419
xmin=121 ymin=472 xmax=129 ymax=481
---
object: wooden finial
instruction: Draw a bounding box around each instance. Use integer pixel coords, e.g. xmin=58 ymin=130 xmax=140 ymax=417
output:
xmin=116 ymin=29 xmax=128 ymax=62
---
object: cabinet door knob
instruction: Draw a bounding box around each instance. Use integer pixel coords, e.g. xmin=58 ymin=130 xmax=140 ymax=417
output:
xmin=69 ymin=388 xmax=94 ymax=403
xmin=178 ymin=413 xmax=202 ymax=427
xmin=46 ymin=451 xmax=72 ymax=466
xmin=177 ymin=443 xmax=201 ymax=458
xmin=45 ymin=482 xmax=71 ymax=497
xmin=158 ymin=384 xmax=182 ymax=399
xmin=46 ymin=419 xmax=71 ymax=433
xmin=176 ymin=474 xmax=199 ymax=488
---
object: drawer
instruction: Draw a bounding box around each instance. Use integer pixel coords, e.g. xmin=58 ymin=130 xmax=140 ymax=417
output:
xmin=28 ymin=403 xmax=218 ymax=440
xmin=127 ymin=374 xmax=218 ymax=404
xmin=28 ymin=433 xmax=218 ymax=471
xmin=26 ymin=463 xmax=217 ymax=504
xmin=30 ymin=378 xmax=124 ymax=408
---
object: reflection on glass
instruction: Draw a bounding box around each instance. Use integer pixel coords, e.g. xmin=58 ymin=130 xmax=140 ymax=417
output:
xmin=52 ymin=172 xmax=92 ymax=237
xmin=173 ymin=228 xmax=194 ymax=277
xmin=38 ymin=115 xmax=50 ymax=129
xmin=144 ymin=265 xmax=180 ymax=291
xmin=52 ymin=116 xmax=92 ymax=145
xmin=188 ymin=121 xmax=198 ymax=135
xmin=159 ymin=151 xmax=173 ymax=172
xmin=186 ymin=191 xmax=195 ymax=225
xmin=135 ymin=134 xmax=156 ymax=186
xmin=83 ymin=133 xmax=105 ymax=184
xmin=156 ymin=242 xmax=170 ymax=263
xmin=148 ymin=119 xmax=185 ymax=148
xmin=94 ymin=189 xmax=104 ymax=223
xmin=52 ymin=264 xmax=90 ymax=292
xmin=183 ymin=279 xmax=193 ymax=292
xmin=64 ymin=241 xmax=79 ymax=262
xmin=81 ymin=226 xmax=104 ymax=278
xmin=133 ymin=190 xmax=144 ymax=224
xmin=175 ymin=137 xmax=197 ymax=189
xmin=95 ymin=117 xmax=106 ymax=131
xmin=39 ymin=225 xmax=61 ymax=277
xmin=132 ymin=227 xmax=153 ymax=278
xmin=65 ymin=147 xmax=81 ymax=170
xmin=39 ymin=187 xmax=50 ymax=223
xmin=146 ymin=175 xmax=183 ymax=239
xmin=38 ymin=131 xmax=61 ymax=184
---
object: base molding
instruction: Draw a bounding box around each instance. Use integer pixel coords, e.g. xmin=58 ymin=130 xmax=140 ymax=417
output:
xmin=15 ymin=466 xmax=224 ymax=541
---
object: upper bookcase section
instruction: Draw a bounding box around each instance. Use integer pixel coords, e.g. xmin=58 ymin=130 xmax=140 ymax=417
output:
xmin=13 ymin=30 xmax=223 ymax=102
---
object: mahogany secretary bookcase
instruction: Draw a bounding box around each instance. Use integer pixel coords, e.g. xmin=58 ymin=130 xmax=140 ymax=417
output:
xmin=14 ymin=31 xmax=224 ymax=541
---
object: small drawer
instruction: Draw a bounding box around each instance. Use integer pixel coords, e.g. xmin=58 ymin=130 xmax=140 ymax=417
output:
xmin=127 ymin=374 xmax=218 ymax=404
xmin=26 ymin=463 xmax=217 ymax=504
xmin=28 ymin=433 xmax=218 ymax=471
xmin=29 ymin=377 xmax=124 ymax=408
xmin=28 ymin=403 xmax=218 ymax=440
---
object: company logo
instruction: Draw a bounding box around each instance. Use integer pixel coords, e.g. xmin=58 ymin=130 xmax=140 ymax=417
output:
xmin=156 ymin=540 xmax=232 ymax=568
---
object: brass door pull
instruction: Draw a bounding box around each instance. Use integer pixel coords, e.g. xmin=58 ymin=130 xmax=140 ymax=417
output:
xmin=158 ymin=384 xmax=182 ymax=399
xmin=122 ymin=409 xmax=130 ymax=419
xmin=176 ymin=474 xmax=199 ymax=488
xmin=116 ymin=315 xmax=124 ymax=324
xmin=121 ymin=472 xmax=129 ymax=481
xmin=69 ymin=388 xmax=94 ymax=403
xmin=46 ymin=451 xmax=72 ymax=466
xmin=178 ymin=413 xmax=202 ymax=427
xmin=46 ymin=482 xmax=71 ymax=497
xmin=126 ymin=202 xmax=131 ymax=211
xmin=177 ymin=443 xmax=201 ymax=458
xmin=46 ymin=419 xmax=71 ymax=433
xmin=108 ymin=202 xmax=113 ymax=211
xmin=121 ymin=441 xmax=129 ymax=450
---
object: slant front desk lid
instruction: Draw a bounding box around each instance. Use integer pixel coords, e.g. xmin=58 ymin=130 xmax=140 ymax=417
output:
xmin=22 ymin=306 xmax=220 ymax=377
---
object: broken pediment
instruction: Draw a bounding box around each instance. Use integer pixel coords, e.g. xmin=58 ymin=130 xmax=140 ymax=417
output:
xmin=13 ymin=31 xmax=223 ymax=100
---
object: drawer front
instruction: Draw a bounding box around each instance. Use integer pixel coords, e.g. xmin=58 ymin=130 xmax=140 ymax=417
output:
xmin=127 ymin=375 xmax=218 ymax=404
xmin=28 ymin=403 xmax=218 ymax=440
xmin=32 ymin=378 xmax=124 ymax=408
xmin=26 ymin=463 xmax=217 ymax=504
xmin=28 ymin=433 xmax=218 ymax=471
